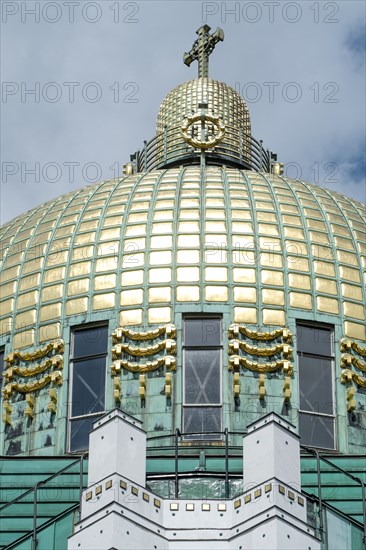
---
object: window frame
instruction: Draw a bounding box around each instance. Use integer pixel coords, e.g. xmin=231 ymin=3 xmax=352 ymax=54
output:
xmin=296 ymin=321 xmax=336 ymax=451
xmin=182 ymin=315 xmax=223 ymax=440
xmin=68 ymin=323 xmax=108 ymax=453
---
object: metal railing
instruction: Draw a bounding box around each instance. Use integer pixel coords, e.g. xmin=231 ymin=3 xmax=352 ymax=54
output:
xmin=147 ymin=429 xmax=246 ymax=499
xmin=301 ymin=445 xmax=366 ymax=548
xmin=0 ymin=453 xmax=88 ymax=550
xmin=2 ymin=437 xmax=365 ymax=549
xmin=130 ymin=125 xmax=274 ymax=173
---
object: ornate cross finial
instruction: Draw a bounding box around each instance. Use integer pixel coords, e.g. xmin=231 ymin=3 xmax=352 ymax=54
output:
xmin=183 ymin=25 xmax=224 ymax=78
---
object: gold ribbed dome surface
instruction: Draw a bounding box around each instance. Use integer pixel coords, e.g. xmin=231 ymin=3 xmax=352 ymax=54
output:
xmin=156 ymin=79 xmax=251 ymax=134
xmin=154 ymin=79 xmax=253 ymax=169
xmin=0 ymin=167 xmax=365 ymax=350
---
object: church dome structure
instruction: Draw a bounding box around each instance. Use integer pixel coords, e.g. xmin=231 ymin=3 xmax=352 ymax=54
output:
xmin=0 ymin=25 xmax=365 ymax=550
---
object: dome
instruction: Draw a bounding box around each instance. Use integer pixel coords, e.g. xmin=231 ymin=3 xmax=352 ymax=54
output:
xmin=2 ymin=26 xmax=366 ymax=550
xmin=154 ymin=79 xmax=252 ymax=169
xmin=156 ymin=78 xmax=251 ymax=134
xmin=1 ymin=24 xmax=365 ymax=462
xmin=151 ymin=78 xmax=252 ymax=168
xmin=1 ymin=167 xmax=365 ymax=350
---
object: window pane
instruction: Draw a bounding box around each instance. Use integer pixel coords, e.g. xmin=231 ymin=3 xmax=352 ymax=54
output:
xmin=71 ymin=357 xmax=106 ymax=417
xmin=184 ymin=349 xmax=220 ymax=404
xmin=299 ymin=355 xmax=333 ymax=414
xmin=183 ymin=407 xmax=222 ymax=439
xmin=299 ymin=412 xmax=335 ymax=449
xmin=184 ymin=318 xmax=221 ymax=347
xmin=297 ymin=325 xmax=332 ymax=356
xmin=70 ymin=416 xmax=101 ymax=452
xmin=73 ymin=326 xmax=108 ymax=358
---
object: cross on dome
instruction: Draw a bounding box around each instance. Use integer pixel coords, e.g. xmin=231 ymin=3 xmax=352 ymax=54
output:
xmin=183 ymin=24 xmax=224 ymax=78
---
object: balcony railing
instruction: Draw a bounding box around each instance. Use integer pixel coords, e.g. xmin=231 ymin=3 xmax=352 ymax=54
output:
xmin=130 ymin=125 xmax=276 ymax=173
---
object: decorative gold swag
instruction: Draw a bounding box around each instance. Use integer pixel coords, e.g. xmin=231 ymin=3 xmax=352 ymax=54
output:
xmin=228 ymin=340 xmax=293 ymax=359
xmin=228 ymin=324 xmax=293 ymax=343
xmin=341 ymin=338 xmax=366 ymax=357
xmin=341 ymin=354 xmax=366 ymax=373
xmin=112 ymin=356 xmax=176 ymax=374
xmin=5 ymin=339 xmax=64 ymax=365
xmin=228 ymin=324 xmax=293 ymax=401
xmin=112 ymin=324 xmax=176 ymax=343
xmin=111 ymin=324 xmax=177 ymax=402
xmin=3 ymin=371 xmax=63 ymax=398
xmin=341 ymin=369 xmax=366 ymax=389
xmin=4 ymin=355 xmax=63 ymax=381
xmin=340 ymin=338 xmax=366 ymax=411
xmin=228 ymin=356 xmax=293 ymax=376
xmin=112 ymin=339 xmax=176 ymax=359
xmin=2 ymin=339 xmax=65 ymax=425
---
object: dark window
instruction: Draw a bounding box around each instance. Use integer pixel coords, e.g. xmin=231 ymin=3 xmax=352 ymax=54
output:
xmin=69 ymin=325 xmax=108 ymax=452
xmin=297 ymin=323 xmax=335 ymax=450
xmin=183 ymin=316 xmax=222 ymax=440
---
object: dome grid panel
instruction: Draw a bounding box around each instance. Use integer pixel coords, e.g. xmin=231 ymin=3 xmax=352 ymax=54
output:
xmin=273 ymin=176 xmax=316 ymax=312
xmin=34 ymin=186 xmax=98 ymax=344
xmin=262 ymin=173 xmax=305 ymax=315
xmin=8 ymin=196 xmax=72 ymax=349
xmin=1 ymin=169 xmax=365 ymax=345
xmin=237 ymin=171 xmax=263 ymax=325
xmin=110 ymin=173 xmax=148 ymax=326
xmin=321 ymin=188 xmax=366 ymax=327
xmin=302 ymin=182 xmax=343 ymax=317
xmin=41 ymin=183 xmax=103 ymax=329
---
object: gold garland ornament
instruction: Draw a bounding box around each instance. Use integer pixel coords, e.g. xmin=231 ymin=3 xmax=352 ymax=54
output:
xmin=4 ymin=355 xmax=63 ymax=381
xmin=3 ymin=371 xmax=63 ymax=398
xmin=229 ymin=340 xmax=292 ymax=358
xmin=112 ymin=324 xmax=176 ymax=343
xmin=341 ymin=369 xmax=366 ymax=388
xmin=2 ymin=401 xmax=12 ymax=425
xmin=5 ymin=339 xmax=64 ymax=365
xmin=341 ymin=354 xmax=366 ymax=373
xmin=340 ymin=338 xmax=366 ymax=357
xmin=112 ymin=340 xmax=176 ymax=359
xmin=228 ymin=324 xmax=293 ymax=343
xmin=228 ymin=355 xmax=293 ymax=376
xmin=181 ymin=113 xmax=225 ymax=150
xmin=111 ymin=356 xmax=176 ymax=375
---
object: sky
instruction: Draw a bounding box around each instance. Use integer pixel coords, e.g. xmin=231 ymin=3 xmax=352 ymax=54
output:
xmin=1 ymin=0 xmax=365 ymax=225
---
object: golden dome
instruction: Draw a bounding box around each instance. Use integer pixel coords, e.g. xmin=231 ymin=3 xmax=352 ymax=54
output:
xmin=154 ymin=79 xmax=252 ymax=169
xmin=0 ymin=167 xmax=365 ymax=350
xmin=156 ymin=78 xmax=251 ymax=135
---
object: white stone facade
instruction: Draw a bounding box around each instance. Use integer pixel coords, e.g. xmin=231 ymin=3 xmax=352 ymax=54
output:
xmin=68 ymin=410 xmax=320 ymax=550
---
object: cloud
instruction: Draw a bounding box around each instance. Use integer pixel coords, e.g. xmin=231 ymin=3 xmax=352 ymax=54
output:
xmin=1 ymin=0 xmax=365 ymax=225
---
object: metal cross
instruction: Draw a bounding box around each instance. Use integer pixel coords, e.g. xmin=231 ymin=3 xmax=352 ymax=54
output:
xmin=183 ymin=25 xmax=224 ymax=78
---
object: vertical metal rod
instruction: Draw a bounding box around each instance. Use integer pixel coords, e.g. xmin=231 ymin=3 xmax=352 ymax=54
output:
xmin=32 ymin=482 xmax=41 ymax=550
xmin=143 ymin=140 xmax=147 ymax=171
xmin=224 ymin=428 xmax=229 ymax=499
xmin=315 ymin=449 xmax=324 ymax=543
xmin=79 ymin=452 xmax=88 ymax=521
xmin=361 ymin=480 xmax=366 ymax=550
xmin=259 ymin=139 xmax=263 ymax=171
xmin=239 ymin=128 xmax=243 ymax=163
xmin=174 ymin=428 xmax=180 ymax=499
xmin=163 ymin=125 xmax=167 ymax=164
